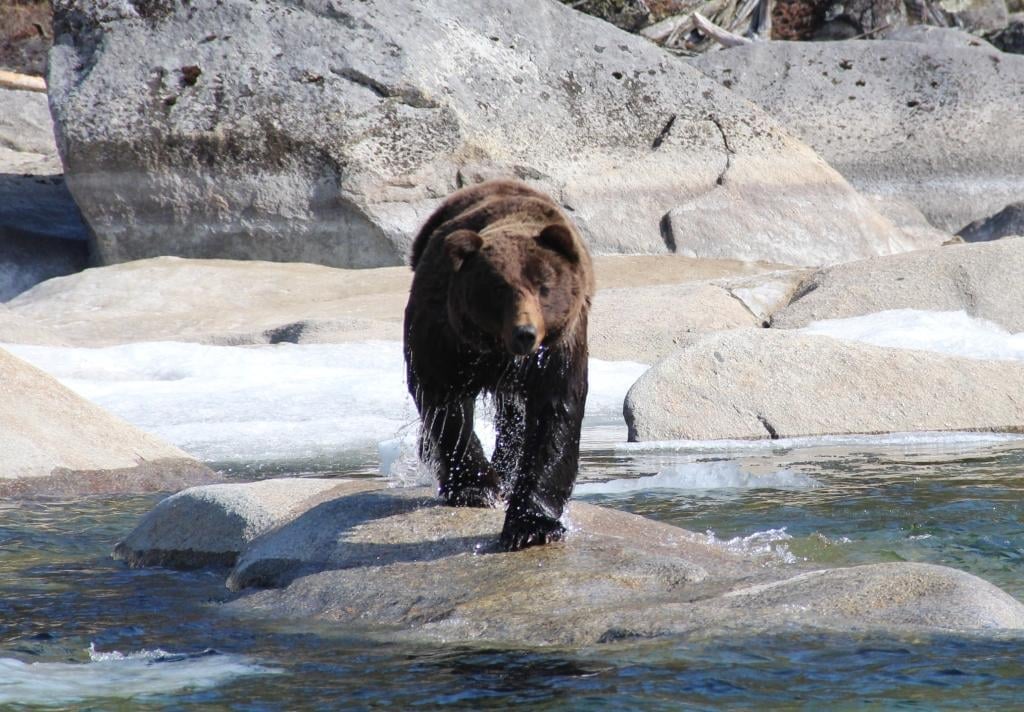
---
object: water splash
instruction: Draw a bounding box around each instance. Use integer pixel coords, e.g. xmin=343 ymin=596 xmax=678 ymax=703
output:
xmin=703 ymin=527 xmax=798 ymax=565
xmin=575 ymin=461 xmax=820 ymax=495
xmin=0 ymin=644 xmax=281 ymax=706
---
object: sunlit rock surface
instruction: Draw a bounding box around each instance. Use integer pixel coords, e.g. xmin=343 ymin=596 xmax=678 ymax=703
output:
xmin=0 ymin=346 xmax=213 ymax=495
xmin=772 ymin=238 xmax=1024 ymax=331
xmin=50 ymin=0 xmax=914 ymax=267
xmin=624 ymin=329 xmax=1024 ymax=441
xmin=117 ymin=481 xmax=1024 ymax=646
xmin=5 ymin=257 xmax=410 ymax=346
xmin=691 ymin=41 xmax=1024 ymax=232
xmin=4 ymin=255 xmax=793 ymax=359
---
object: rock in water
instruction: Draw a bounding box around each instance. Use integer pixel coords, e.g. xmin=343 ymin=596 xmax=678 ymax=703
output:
xmin=115 ymin=481 xmax=1024 ymax=646
xmin=50 ymin=0 xmax=916 ymax=267
xmin=623 ymin=328 xmax=1024 ymax=442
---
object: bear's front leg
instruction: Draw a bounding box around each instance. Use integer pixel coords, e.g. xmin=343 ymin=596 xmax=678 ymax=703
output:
xmin=499 ymin=346 xmax=588 ymax=551
xmin=419 ymin=396 xmax=502 ymax=508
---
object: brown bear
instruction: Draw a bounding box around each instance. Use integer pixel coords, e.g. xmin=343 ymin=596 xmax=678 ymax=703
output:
xmin=404 ymin=179 xmax=594 ymax=551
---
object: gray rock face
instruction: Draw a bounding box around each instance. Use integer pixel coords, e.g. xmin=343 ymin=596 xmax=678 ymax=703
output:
xmin=0 ymin=86 xmax=89 ymax=300
xmin=117 ymin=481 xmax=1024 ymax=646
xmin=958 ymin=202 xmax=1024 ymax=243
xmin=936 ymin=0 xmax=1010 ymax=31
xmin=881 ymin=24 xmax=1001 ymax=53
xmin=50 ymin=0 xmax=912 ymax=268
xmin=772 ymin=238 xmax=1024 ymax=331
xmin=623 ymin=329 xmax=1024 ymax=441
xmin=0 ymin=346 xmax=213 ymax=494
xmin=691 ymin=40 xmax=1024 ymax=232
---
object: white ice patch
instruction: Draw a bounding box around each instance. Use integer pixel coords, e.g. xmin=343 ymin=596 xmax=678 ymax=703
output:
xmin=585 ymin=359 xmax=649 ymax=421
xmin=4 ymin=341 xmax=414 ymax=469
xmin=0 ymin=645 xmax=280 ymax=706
xmin=801 ymin=309 xmax=1024 ymax=361
xmin=617 ymin=431 xmax=1024 ymax=455
xmin=3 ymin=341 xmax=646 ymax=471
xmin=575 ymin=461 xmax=820 ymax=495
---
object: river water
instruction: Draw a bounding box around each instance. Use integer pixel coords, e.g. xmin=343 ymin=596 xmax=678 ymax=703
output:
xmin=3 ymin=314 xmax=1024 ymax=708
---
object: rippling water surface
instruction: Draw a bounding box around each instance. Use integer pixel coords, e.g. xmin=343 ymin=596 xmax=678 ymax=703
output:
xmin=3 ymin=430 xmax=1024 ymax=709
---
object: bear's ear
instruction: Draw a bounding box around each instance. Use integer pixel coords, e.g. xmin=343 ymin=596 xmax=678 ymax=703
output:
xmin=536 ymin=224 xmax=578 ymax=263
xmin=444 ymin=229 xmax=483 ymax=271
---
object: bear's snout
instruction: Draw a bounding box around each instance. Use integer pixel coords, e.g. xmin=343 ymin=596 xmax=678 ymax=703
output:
xmin=509 ymin=325 xmax=538 ymax=355
xmin=504 ymin=291 xmax=545 ymax=355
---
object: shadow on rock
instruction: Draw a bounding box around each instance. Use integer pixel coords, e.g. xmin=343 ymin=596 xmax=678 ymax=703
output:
xmin=227 ymin=489 xmax=503 ymax=590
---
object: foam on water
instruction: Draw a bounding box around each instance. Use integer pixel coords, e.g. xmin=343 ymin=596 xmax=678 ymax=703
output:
xmin=575 ymin=461 xmax=820 ymax=495
xmin=3 ymin=341 xmax=647 ymax=470
xmin=801 ymin=309 xmax=1024 ymax=361
xmin=0 ymin=644 xmax=280 ymax=706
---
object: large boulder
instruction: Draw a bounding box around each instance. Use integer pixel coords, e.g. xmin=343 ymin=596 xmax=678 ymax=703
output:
xmin=690 ymin=40 xmax=1024 ymax=232
xmin=0 ymin=346 xmax=214 ymax=495
xmin=771 ymin=238 xmax=1024 ymax=331
xmin=0 ymin=86 xmax=89 ymax=300
xmin=118 ymin=481 xmax=1024 ymax=646
xmin=50 ymin=0 xmax=918 ymax=268
xmin=623 ymin=329 xmax=1024 ymax=441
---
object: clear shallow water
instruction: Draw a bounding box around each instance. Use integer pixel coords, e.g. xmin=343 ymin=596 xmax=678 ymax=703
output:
xmin=3 ymin=436 xmax=1024 ymax=709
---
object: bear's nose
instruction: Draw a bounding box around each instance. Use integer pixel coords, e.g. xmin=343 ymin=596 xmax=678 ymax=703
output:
xmin=510 ymin=325 xmax=538 ymax=355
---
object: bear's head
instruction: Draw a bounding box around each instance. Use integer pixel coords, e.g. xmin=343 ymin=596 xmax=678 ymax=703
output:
xmin=443 ymin=222 xmax=591 ymax=356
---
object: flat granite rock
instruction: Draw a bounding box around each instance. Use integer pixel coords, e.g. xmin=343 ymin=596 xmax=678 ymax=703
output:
xmin=5 ymin=255 xmax=787 ymax=363
xmin=771 ymin=238 xmax=1024 ymax=332
xmin=0 ymin=346 xmax=214 ymax=495
xmin=623 ymin=329 xmax=1024 ymax=442
xmin=116 ymin=481 xmax=1024 ymax=647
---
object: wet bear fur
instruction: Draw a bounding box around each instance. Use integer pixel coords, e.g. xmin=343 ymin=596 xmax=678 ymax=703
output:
xmin=404 ymin=179 xmax=594 ymax=551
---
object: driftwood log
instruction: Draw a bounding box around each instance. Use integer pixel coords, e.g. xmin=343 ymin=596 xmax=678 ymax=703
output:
xmin=0 ymin=70 xmax=46 ymax=93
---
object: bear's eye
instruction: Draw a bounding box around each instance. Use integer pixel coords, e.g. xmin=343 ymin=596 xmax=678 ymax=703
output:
xmin=539 ymin=284 xmax=550 ymax=298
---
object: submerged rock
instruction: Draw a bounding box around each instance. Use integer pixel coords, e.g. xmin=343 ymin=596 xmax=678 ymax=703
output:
xmin=117 ymin=481 xmax=1024 ymax=646
xmin=691 ymin=40 xmax=1024 ymax=232
xmin=771 ymin=238 xmax=1024 ymax=331
xmin=0 ymin=346 xmax=213 ymax=495
xmin=50 ymin=0 xmax=911 ymax=268
xmin=623 ymin=329 xmax=1024 ymax=441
